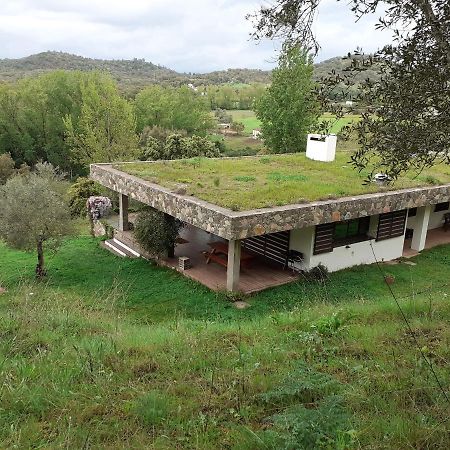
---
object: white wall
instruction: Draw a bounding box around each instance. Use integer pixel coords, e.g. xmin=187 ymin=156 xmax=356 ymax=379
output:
xmin=429 ymin=208 xmax=449 ymax=229
xmin=289 ymin=226 xmax=315 ymax=270
xmin=289 ymin=214 xmax=405 ymax=273
xmin=407 ymin=205 xmax=449 ymax=230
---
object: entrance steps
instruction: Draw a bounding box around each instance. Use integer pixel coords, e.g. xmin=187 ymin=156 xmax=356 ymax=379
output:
xmin=102 ymin=238 xmax=140 ymax=258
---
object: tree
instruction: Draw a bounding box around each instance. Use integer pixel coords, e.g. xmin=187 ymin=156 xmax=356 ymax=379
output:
xmin=134 ymin=86 xmax=214 ymax=135
xmin=0 ymin=72 xmax=85 ymax=173
xmin=134 ymin=208 xmax=183 ymax=258
xmin=0 ymin=165 xmax=72 ymax=277
xmin=248 ymin=0 xmax=450 ymax=178
xmin=254 ymin=46 xmax=319 ymax=153
xmin=65 ymin=74 xmax=139 ymax=167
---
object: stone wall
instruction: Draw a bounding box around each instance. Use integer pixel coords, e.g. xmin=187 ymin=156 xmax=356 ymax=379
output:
xmin=91 ymin=163 xmax=450 ymax=240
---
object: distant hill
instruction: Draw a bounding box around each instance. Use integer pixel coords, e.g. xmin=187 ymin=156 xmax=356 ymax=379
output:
xmin=313 ymin=56 xmax=381 ymax=85
xmin=0 ymin=52 xmax=380 ymax=94
xmin=0 ymin=52 xmax=272 ymax=93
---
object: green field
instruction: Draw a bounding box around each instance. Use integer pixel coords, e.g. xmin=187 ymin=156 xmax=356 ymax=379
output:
xmin=117 ymin=153 xmax=450 ymax=211
xmin=1 ymin=232 xmax=450 ymax=448
xmin=229 ymin=110 xmax=262 ymax=134
xmin=228 ymin=110 xmax=360 ymax=136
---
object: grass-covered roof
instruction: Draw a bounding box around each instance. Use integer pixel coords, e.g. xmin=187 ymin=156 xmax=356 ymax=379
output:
xmin=115 ymin=153 xmax=450 ymax=211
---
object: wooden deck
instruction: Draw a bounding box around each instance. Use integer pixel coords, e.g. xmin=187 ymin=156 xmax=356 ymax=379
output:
xmin=403 ymin=227 xmax=450 ymax=258
xmin=164 ymin=226 xmax=299 ymax=294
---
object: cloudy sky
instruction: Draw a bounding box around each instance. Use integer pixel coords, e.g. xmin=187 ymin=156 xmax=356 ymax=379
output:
xmin=0 ymin=0 xmax=391 ymax=73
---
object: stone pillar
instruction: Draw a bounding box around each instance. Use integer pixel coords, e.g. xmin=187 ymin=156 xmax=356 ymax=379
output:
xmin=411 ymin=205 xmax=431 ymax=251
xmin=227 ymin=239 xmax=241 ymax=292
xmin=119 ymin=193 xmax=129 ymax=232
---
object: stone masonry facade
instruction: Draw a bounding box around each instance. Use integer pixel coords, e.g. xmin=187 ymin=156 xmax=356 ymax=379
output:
xmin=91 ymin=163 xmax=450 ymax=240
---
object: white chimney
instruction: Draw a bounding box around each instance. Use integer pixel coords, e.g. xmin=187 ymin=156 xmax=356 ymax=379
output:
xmin=306 ymin=134 xmax=337 ymax=162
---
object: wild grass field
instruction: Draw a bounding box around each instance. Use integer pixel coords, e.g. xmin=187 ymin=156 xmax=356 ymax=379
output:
xmin=1 ymin=230 xmax=450 ymax=449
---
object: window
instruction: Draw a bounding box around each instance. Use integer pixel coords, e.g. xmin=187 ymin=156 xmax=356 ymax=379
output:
xmin=314 ymin=217 xmax=371 ymax=255
xmin=333 ymin=217 xmax=370 ymax=246
xmin=435 ymin=202 xmax=449 ymax=212
xmin=376 ymin=210 xmax=407 ymax=241
xmin=408 ymin=208 xmax=417 ymax=217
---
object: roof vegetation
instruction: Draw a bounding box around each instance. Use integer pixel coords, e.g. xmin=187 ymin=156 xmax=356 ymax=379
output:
xmin=115 ymin=153 xmax=450 ymax=211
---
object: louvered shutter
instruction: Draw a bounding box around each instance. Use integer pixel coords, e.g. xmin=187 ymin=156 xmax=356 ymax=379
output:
xmin=376 ymin=210 xmax=407 ymax=241
xmin=313 ymin=223 xmax=335 ymax=255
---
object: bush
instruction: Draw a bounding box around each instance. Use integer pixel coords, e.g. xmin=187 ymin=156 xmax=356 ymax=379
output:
xmin=304 ymin=264 xmax=329 ymax=282
xmin=139 ymin=132 xmax=220 ymax=161
xmin=0 ymin=153 xmax=15 ymax=184
xmin=67 ymin=177 xmax=102 ymax=217
xmin=134 ymin=208 xmax=184 ymax=257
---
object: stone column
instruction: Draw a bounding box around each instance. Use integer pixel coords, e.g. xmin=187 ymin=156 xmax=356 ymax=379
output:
xmin=411 ymin=205 xmax=431 ymax=251
xmin=227 ymin=239 xmax=241 ymax=292
xmin=118 ymin=193 xmax=129 ymax=232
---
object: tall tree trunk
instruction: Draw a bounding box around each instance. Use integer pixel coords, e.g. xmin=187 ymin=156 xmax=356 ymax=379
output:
xmin=36 ymin=239 xmax=46 ymax=278
xmin=416 ymin=0 xmax=450 ymax=64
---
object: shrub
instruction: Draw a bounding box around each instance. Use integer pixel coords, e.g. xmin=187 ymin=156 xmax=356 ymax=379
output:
xmin=139 ymin=135 xmax=164 ymax=161
xmin=140 ymin=132 xmax=220 ymax=161
xmin=304 ymin=264 xmax=329 ymax=282
xmin=0 ymin=153 xmax=15 ymax=184
xmin=134 ymin=208 xmax=184 ymax=257
xmin=67 ymin=177 xmax=102 ymax=217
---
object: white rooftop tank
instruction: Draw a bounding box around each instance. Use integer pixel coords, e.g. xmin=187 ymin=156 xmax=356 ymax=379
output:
xmin=306 ymin=134 xmax=337 ymax=162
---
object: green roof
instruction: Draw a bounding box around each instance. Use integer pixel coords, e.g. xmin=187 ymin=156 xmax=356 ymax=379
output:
xmin=114 ymin=153 xmax=450 ymax=211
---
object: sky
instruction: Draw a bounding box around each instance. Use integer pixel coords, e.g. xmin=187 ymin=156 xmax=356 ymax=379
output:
xmin=0 ymin=0 xmax=391 ymax=73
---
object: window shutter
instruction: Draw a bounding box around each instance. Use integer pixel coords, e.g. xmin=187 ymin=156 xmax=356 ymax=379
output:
xmin=376 ymin=210 xmax=407 ymax=241
xmin=243 ymin=231 xmax=290 ymax=266
xmin=314 ymin=223 xmax=335 ymax=255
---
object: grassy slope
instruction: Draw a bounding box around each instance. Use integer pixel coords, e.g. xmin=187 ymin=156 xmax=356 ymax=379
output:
xmin=117 ymin=153 xmax=450 ymax=211
xmin=1 ymin=235 xmax=450 ymax=448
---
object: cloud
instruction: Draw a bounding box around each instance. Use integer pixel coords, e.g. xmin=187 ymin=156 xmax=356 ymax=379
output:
xmin=0 ymin=0 xmax=391 ymax=72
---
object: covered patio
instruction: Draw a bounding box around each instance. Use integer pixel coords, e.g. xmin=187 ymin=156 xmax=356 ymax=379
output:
xmin=403 ymin=227 xmax=450 ymax=258
xmin=163 ymin=225 xmax=299 ymax=294
xmin=105 ymin=211 xmax=300 ymax=294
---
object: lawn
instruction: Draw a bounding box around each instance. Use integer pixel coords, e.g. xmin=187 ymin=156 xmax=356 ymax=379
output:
xmin=115 ymin=153 xmax=450 ymax=211
xmin=1 ymin=236 xmax=450 ymax=448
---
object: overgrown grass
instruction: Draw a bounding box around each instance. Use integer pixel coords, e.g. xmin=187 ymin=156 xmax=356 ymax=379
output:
xmin=1 ymin=236 xmax=450 ymax=448
xmin=116 ymin=153 xmax=450 ymax=211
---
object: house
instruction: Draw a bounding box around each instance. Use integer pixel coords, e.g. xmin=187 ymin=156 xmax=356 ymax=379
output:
xmin=252 ymin=128 xmax=262 ymax=140
xmin=90 ymin=153 xmax=450 ymax=293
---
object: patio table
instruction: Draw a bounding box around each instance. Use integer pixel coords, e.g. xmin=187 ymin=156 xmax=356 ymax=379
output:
xmin=205 ymin=241 xmax=255 ymax=268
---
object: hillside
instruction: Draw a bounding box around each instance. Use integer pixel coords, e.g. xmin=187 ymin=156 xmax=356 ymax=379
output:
xmin=0 ymin=52 xmax=380 ymax=93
